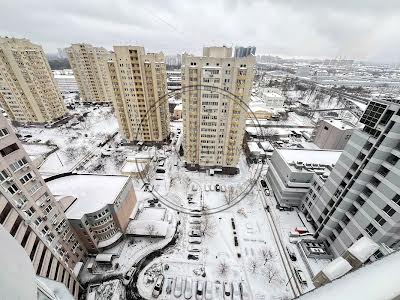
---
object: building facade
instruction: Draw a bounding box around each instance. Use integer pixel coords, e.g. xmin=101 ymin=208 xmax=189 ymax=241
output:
xmin=234 ymin=46 xmax=256 ymax=58
xmin=0 ymin=37 xmax=67 ymax=124
xmin=259 ymin=87 xmax=285 ymax=108
xmin=53 ymin=70 xmax=79 ymax=94
xmin=313 ymin=119 xmax=355 ymax=150
xmin=266 ymin=148 xmax=342 ymax=207
xmin=0 ymin=115 xmax=86 ymax=298
xmin=65 ymin=43 xmax=113 ymax=103
xmin=301 ymin=100 xmax=400 ymax=256
xmin=181 ymin=46 xmax=255 ymax=173
xmin=107 ymin=46 xmax=170 ymax=142
xmin=47 ymin=174 xmax=137 ymax=253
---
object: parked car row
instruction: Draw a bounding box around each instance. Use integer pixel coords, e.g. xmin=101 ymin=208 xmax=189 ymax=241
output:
xmin=203 ymin=184 xmax=226 ymax=192
xmin=188 ymin=215 xmax=203 ymax=260
xmin=162 ymin=276 xmax=248 ymax=299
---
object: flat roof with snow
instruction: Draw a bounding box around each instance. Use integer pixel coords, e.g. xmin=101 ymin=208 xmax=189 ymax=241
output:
xmin=278 ymin=148 xmax=342 ymax=167
xmin=322 ymin=119 xmax=356 ymax=130
xmin=47 ymin=174 xmax=130 ymax=219
xmin=321 ymin=257 xmax=352 ymax=281
xmin=346 ymin=236 xmax=380 ymax=263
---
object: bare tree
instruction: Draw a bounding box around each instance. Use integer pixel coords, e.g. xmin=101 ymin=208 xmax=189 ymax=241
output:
xmin=145 ymin=224 xmax=156 ymax=237
xmin=237 ymin=208 xmax=247 ymax=218
xmin=200 ymin=213 xmax=216 ymax=238
xmin=217 ymin=261 xmax=230 ymax=276
xmin=248 ymin=259 xmax=258 ymax=274
xmin=260 ymin=247 xmax=276 ymax=265
xmin=224 ymin=186 xmax=237 ymax=205
xmin=263 ymin=263 xmax=283 ymax=284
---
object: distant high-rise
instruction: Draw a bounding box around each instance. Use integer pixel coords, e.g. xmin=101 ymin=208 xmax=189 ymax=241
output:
xmin=0 ymin=37 xmax=67 ymax=124
xmin=106 ymin=46 xmax=170 ymax=142
xmin=234 ymin=46 xmax=256 ymax=58
xmin=65 ymin=43 xmax=113 ymax=103
xmin=182 ymin=46 xmax=255 ymax=173
xmin=0 ymin=115 xmax=86 ymax=298
xmin=302 ymin=99 xmax=400 ymax=257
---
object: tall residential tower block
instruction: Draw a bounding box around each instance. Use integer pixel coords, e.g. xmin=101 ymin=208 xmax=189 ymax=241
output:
xmin=107 ymin=46 xmax=169 ymax=142
xmin=0 ymin=37 xmax=67 ymax=123
xmin=182 ymin=46 xmax=255 ymax=173
xmin=65 ymin=43 xmax=113 ymax=103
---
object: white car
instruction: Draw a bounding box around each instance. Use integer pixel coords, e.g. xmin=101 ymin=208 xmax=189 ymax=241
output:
xmin=188 ymin=245 xmax=201 ymax=252
xmin=205 ymin=281 xmax=213 ymax=300
xmin=174 ymin=276 xmax=183 ymax=298
xmin=188 ymin=237 xmax=202 ymax=244
xmin=220 ymin=185 xmax=226 ymax=192
xmin=232 ymin=282 xmax=241 ymax=300
xmin=122 ymin=266 xmax=136 ymax=286
xmin=152 ymin=275 xmax=165 ymax=298
xmin=223 ymin=281 xmax=232 ymax=300
xmin=205 ymin=185 xmax=210 ymax=192
xmin=185 ymin=278 xmax=193 ymax=299
xmin=188 ymin=230 xmax=201 ymax=237
xmin=165 ymin=278 xmax=173 ymax=295
xmin=196 ymin=281 xmax=204 ymax=300
xmin=189 ymin=218 xmax=202 ymax=224
xmin=239 ymin=282 xmax=250 ymax=300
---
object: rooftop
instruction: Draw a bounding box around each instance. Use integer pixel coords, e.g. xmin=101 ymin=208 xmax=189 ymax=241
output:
xmin=321 ymin=257 xmax=352 ymax=281
xmin=346 ymin=236 xmax=380 ymax=263
xmin=278 ymin=148 xmax=342 ymax=167
xmin=47 ymin=174 xmax=130 ymax=219
xmin=322 ymin=119 xmax=356 ymax=130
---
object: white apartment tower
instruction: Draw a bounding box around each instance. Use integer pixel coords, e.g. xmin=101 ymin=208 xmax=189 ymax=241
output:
xmin=65 ymin=43 xmax=113 ymax=103
xmin=107 ymin=46 xmax=169 ymax=142
xmin=182 ymin=46 xmax=255 ymax=173
xmin=0 ymin=115 xmax=86 ymax=298
xmin=0 ymin=37 xmax=67 ymax=124
xmin=301 ymin=99 xmax=400 ymax=257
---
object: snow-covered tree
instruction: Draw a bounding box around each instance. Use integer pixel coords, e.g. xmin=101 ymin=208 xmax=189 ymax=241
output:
xmin=263 ymin=263 xmax=283 ymax=284
xmin=260 ymin=247 xmax=276 ymax=265
xmin=217 ymin=261 xmax=230 ymax=276
xmin=248 ymin=259 xmax=259 ymax=274
xmin=224 ymin=186 xmax=237 ymax=205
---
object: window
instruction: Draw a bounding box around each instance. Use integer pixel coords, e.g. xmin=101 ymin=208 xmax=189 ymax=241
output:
xmin=0 ymin=128 xmax=9 ymax=137
xmin=25 ymin=206 xmax=36 ymax=217
xmin=44 ymin=205 xmax=53 ymax=215
xmin=41 ymin=225 xmax=50 ymax=236
xmin=0 ymin=169 xmax=9 ymax=182
xmin=0 ymin=143 xmax=19 ymax=157
xmin=34 ymin=216 xmax=43 ymax=227
xmin=9 ymin=157 xmax=28 ymax=172
xmin=19 ymin=172 xmax=33 ymax=184
xmin=383 ymin=204 xmax=396 ymax=217
xmin=365 ymin=223 xmax=377 ymax=236
xmin=375 ymin=215 xmax=386 ymax=226
xmin=392 ymin=195 xmax=400 ymax=206
xmin=7 ymin=184 xmax=19 ymax=195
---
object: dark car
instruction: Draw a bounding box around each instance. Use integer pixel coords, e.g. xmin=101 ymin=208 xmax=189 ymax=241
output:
xmin=260 ymin=180 xmax=267 ymax=188
xmin=188 ymin=254 xmax=199 ymax=260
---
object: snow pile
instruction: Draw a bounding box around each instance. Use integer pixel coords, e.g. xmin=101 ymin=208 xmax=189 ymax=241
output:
xmin=321 ymin=257 xmax=352 ymax=281
xmin=346 ymin=236 xmax=380 ymax=263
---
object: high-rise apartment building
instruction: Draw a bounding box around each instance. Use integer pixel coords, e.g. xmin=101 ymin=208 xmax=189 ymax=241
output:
xmin=0 ymin=115 xmax=86 ymax=298
xmin=301 ymin=99 xmax=400 ymax=257
xmin=65 ymin=43 xmax=113 ymax=103
xmin=181 ymin=46 xmax=255 ymax=173
xmin=0 ymin=37 xmax=67 ymax=124
xmin=234 ymin=46 xmax=256 ymax=58
xmin=106 ymin=46 xmax=169 ymax=142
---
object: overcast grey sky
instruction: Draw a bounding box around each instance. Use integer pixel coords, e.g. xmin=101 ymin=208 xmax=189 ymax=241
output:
xmin=1 ymin=0 xmax=399 ymax=62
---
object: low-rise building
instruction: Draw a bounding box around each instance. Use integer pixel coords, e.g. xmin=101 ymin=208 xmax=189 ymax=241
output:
xmin=259 ymin=87 xmax=285 ymax=108
xmin=313 ymin=119 xmax=357 ymax=150
xmin=47 ymin=174 xmax=137 ymax=253
xmin=266 ymin=148 xmax=342 ymax=207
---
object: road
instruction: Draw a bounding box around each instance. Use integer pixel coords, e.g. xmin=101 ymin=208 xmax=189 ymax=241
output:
xmin=257 ymin=180 xmax=302 ymax=298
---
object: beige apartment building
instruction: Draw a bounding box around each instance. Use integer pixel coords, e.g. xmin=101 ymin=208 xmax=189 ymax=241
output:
xmin=0 ymin=37 xmax=67 ymax=124
xmin=181 ymin=46 xmax=255 ymax=173
xmin=65 ymin=43 xmax=113 ymax=104
xmin=0 ymin=115 xmax=86 ymax=298
xmin=107 ymin=46 xmax=170 ymax=142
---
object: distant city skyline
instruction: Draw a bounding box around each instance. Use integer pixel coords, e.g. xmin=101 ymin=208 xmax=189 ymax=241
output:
xmin=1 ymin=0 xmax=399 ymax=63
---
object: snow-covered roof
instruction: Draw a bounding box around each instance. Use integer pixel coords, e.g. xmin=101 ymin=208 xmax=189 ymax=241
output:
xmin=321 ymin=257 xmax=352 ymax=281
xmin=322 ymin=119 xmax=355 ymax=130
xmin=174 ymin=104 xmax=183 ymax=111
xmin=347 ymin=236 xmax=380 ymax=263
xmin=98 ymin=232 xmax=123 ymax=249
xmin=126 ymin=220 xmax=169 ymax=237
xmin=36 ymin=277 xmax=74 ymax=300
xmin=95 ymin=253 xmax=114 ymax=262
xmin=121 ymin=161 xmax=146 ymax=173
xmin=248 ymin=142 xmax=262 ymax=153
xmin=47 ymin=174 xmax=130 ymax=219
xmin=277 ymin=149 xmax=342 ymax=167
xmin=260 ymin=141 xmax=274 ymax=151
xmin=299 ymin=250 xmax=400 ymax=300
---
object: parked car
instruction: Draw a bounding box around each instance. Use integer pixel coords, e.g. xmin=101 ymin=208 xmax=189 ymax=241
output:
xmin=188 ymin=245 xmax=201 ymax=252
xmin=152 ymin=275 xmax=165 ymax=298
xmin=165 ymin=278 xmax=173 ymax=294
xmin=295 ymin=227 xmax=309 ymax=234
xmin=223 ymin=281 xmax=232 ymax=299
xmin=196 ymin=281 xmax=204 ymax=300
xmin=205 ymin=281 xmax=213 ymax=300
xmin=264 ymin=189 xmax=270 ymax=196
xmin=295 ymin=268 xmax=307 ymax=285
xmin=123 ymin=266 xmax=137 ymax=286
xmin=174 ymin=276 xmax=183 ymax=298
xmin=232 ymin=282 xmax=241 ymax=300
xmin=239 ymin=282 xmax=250 ymax=300
xmin=221 ymin=185 xmax=226 ymax=192
xmin=215 ymin=184 xmax=220 ymax=191
xmin=286 ymin=246 xmax=297 ymax=261
xmin=190 ymin=218 xmax=202 ymax=224
xmin=260 ymin=179 xmax=267 ymax=188
xmin=156 ymin=168 xmax=166 ymax=173
xmin=234 ymin=236 xmax=239 ymax=246
xmin=189 ymin=237 xmax=202 ymax=244
xmin=188 ymin=254 xmax=199 ymax=260
xmin=184 ymin=278 xmax=193 ymax=299
xmin=189 ymin=230 xmax=201 ymax=237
